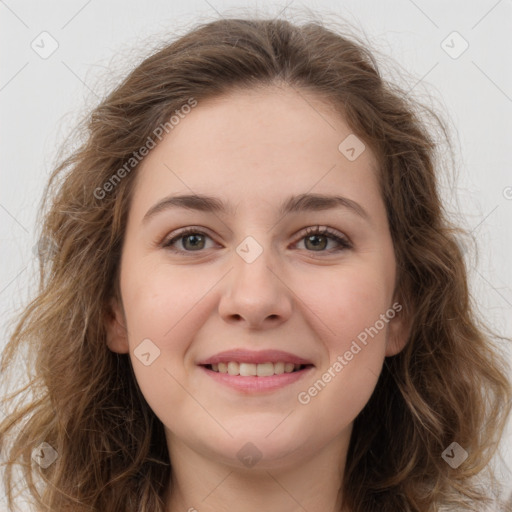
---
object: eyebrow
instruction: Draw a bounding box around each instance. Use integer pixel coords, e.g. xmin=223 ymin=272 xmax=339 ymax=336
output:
xmin=142 ymin=192 xmax=370 ymax=225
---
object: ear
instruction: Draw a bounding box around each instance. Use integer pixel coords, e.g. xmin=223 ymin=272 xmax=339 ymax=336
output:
xmin=385 ymin=301 xmax=412 ymax=357
xmin=105 ymin=297 xmax=130 ymax=354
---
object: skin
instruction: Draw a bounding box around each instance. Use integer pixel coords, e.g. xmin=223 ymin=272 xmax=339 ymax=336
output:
xmin=106 ymin=84 xmax=411 ymax=512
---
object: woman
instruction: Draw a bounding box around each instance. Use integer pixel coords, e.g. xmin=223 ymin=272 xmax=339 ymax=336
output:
xmin=1 ymin=16 xmax=510 ymax=512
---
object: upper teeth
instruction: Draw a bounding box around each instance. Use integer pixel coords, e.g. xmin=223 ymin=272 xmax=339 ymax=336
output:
xmin=210 ymin=361 xmax=301 ymax=376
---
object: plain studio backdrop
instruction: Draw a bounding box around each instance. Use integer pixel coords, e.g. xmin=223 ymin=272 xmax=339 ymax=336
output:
xmin=1 ymin=0 xmax=511 ymax=507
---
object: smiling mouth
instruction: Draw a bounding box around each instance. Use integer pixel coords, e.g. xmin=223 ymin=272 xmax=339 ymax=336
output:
xmin=202 ymin=362 xmax=313 ymax=377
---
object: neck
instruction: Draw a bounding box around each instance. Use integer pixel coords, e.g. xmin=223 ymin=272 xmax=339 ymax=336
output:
xmin=164 ymin=430 xmax=351 ymax=512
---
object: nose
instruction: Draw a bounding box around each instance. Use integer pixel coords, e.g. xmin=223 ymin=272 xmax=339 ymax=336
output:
xmin=218 ymin=240 xmax=293 ymax=330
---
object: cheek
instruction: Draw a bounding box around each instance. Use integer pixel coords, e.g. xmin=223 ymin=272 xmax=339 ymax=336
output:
xmin=294 ymin=262 xmax=391 ymax=406
xmin=333 ymin=281 xmax=392 ymax=351
xmin=300 ymin=258 xmax=394 ymax=343
xmin=121 ymin=256 xmax=213 ymax=343
xmin=118 ymin=260 xmax=191 ymax=396
xmin=119 ymin=256 xmax=226 ymax=410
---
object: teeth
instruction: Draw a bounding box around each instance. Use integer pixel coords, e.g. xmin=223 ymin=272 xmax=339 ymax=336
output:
xmin=240 ymin=363 xmax=257 ymax=376
xmin=256 ymin=362 xmax=273 ymax=377
xmin=227 ymin=362 xmax=239 ymax=375
xmin=284 ymin=362 xmax=295 ymax=373
xmin=274 ymin=362 xmax=285 ymax=375
xmin=209 ymin=361 xmax=304 ymax=376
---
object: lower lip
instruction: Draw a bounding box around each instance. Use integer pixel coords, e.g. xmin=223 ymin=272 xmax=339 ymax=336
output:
xmin=199 ymin=365 xmax=314 ymax=393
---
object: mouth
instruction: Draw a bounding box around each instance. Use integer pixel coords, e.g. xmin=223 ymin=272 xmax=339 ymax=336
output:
xmin=197 ymin=349 xmax=315 ymax=393
xmin=197 ymin=349 xmax=314 ymax=392
xmin=201 ymin=361 xmax=313 ymax=377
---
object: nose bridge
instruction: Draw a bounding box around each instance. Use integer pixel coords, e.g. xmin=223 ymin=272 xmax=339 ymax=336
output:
xmin=233 ymin=232 xmax=281 ymax=297
xmin=218 ymin=231 xmax=293 ymax=328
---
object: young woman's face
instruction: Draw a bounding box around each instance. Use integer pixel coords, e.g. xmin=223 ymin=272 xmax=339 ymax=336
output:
xmin=107 ymin=85 xmax=409 ymax=470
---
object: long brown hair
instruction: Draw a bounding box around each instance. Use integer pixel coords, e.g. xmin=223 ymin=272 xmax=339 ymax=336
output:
xmin=1 ymin=15 xmax=510 ymax=512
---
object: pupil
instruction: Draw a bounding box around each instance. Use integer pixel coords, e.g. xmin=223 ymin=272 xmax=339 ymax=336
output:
xmin=184 ymin=234 xmax=204 ymax=250
xmin=306 ymin=235 xmax=326 ymax=251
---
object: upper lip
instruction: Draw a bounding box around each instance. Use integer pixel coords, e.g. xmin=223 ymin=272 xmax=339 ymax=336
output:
xmin=197 ymin=349 xmax=314 ymax=366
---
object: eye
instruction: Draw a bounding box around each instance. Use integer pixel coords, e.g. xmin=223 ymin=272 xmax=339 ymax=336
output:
xmin=162 ymin=227 xmax=216 ymax=252
xmin=294 ymin=226 xmax=352 ymax=253
xmin=162 ymin=225 xmax=352 ymax=254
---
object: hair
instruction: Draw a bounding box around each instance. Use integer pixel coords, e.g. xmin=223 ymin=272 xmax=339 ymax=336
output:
xmin=1 ymin=14 xmax=511 ymax=512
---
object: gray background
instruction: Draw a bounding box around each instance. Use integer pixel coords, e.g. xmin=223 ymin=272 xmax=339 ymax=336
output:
xmin=1 ymin=0 xmax=511 ymax=506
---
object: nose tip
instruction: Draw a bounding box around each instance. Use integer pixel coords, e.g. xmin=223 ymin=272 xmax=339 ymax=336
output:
xmin=218 ymin=246 xmax=293 ymax=329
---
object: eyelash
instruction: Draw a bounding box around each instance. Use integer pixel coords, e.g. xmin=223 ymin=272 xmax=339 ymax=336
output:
xmin=161 ymin=225 xmax=352 ymax=254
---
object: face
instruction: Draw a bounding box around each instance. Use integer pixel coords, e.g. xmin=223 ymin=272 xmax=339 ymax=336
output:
xmin=106 ymin=85 xmax=409 ymax=471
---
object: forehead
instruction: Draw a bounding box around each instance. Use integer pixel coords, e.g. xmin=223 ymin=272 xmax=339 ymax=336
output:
xmin=130 ymin=85 xmax=381 ymax=218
